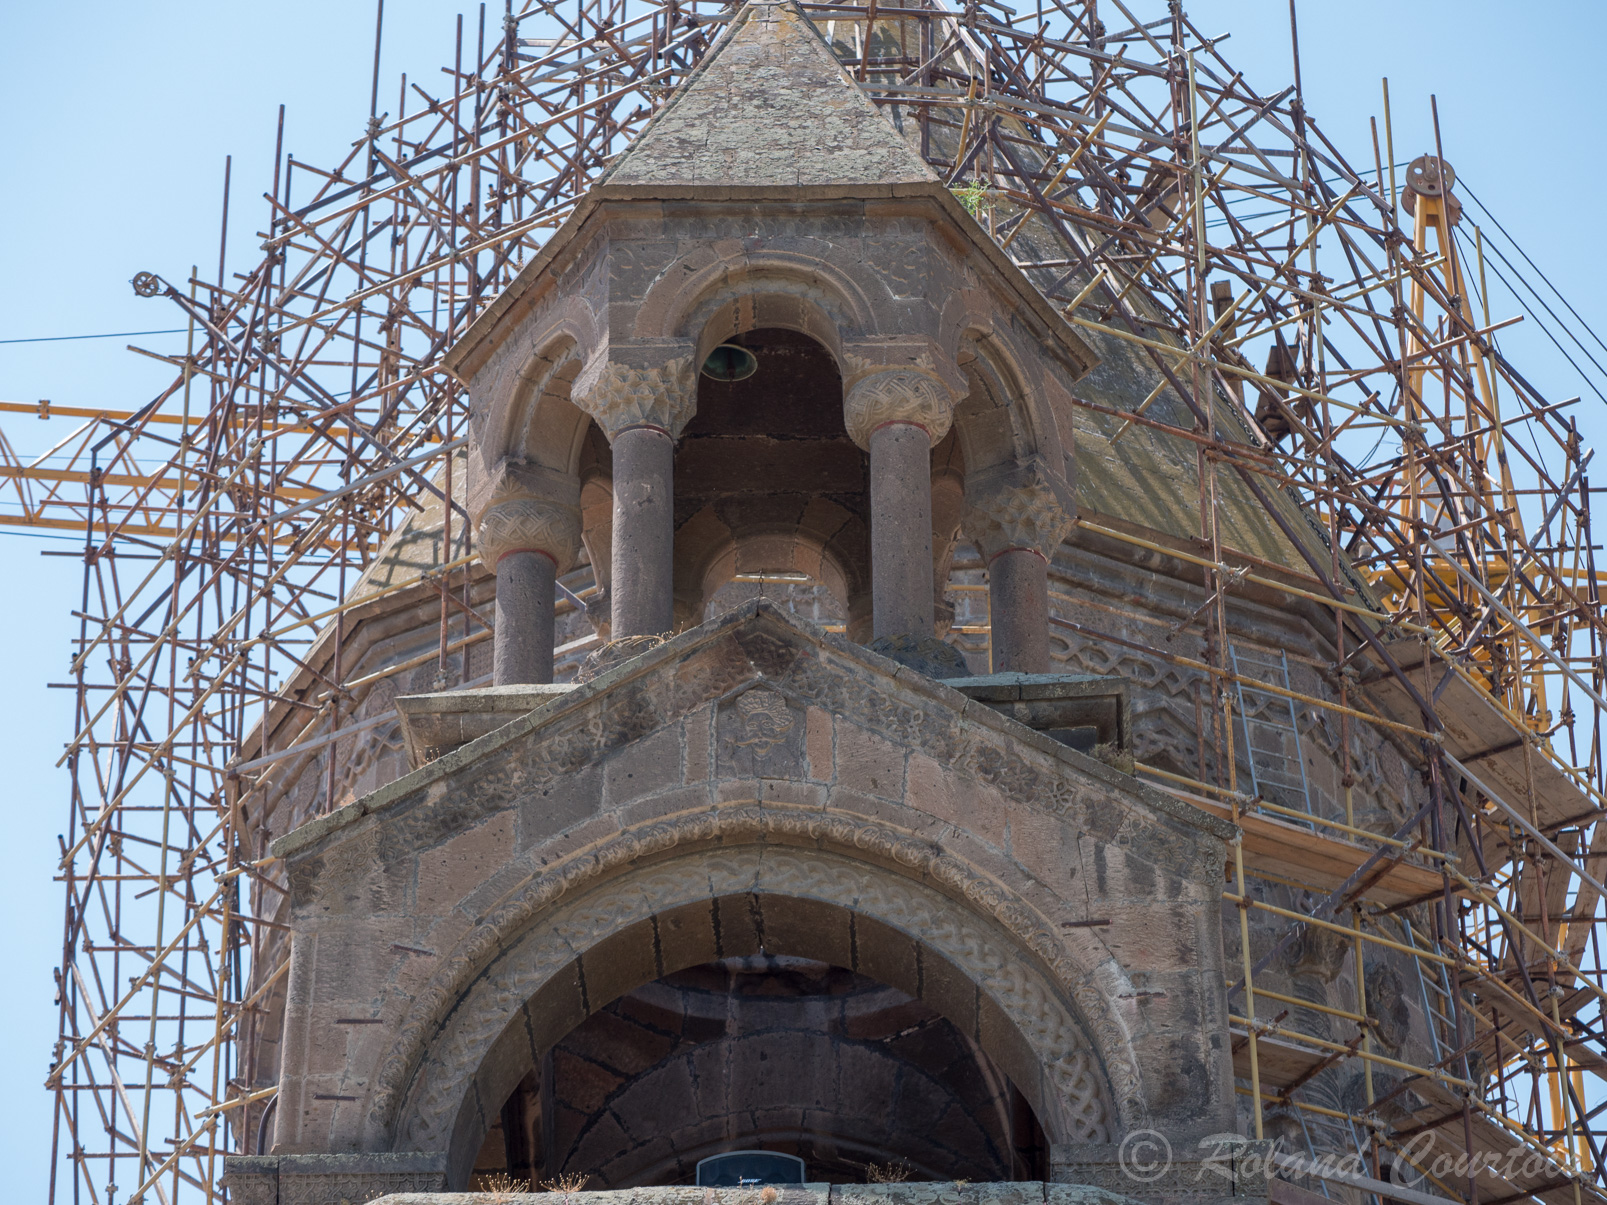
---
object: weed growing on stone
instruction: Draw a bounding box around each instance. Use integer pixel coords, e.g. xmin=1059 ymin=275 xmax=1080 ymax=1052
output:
xmin=950 ymin=179 xmax=989 ymax=220
xmin=864 ymin=1161 xmax=912 ymax=1183
xmin=472 ymin=1171 xmax=533 ymax=1201
xmin=541 ymin=1171 xmax=591 ymax=1193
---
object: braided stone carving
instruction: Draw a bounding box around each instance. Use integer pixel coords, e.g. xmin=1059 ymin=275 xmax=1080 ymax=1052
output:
xmin=575 ymin=357 xmax=698 ymax=438
xmin=474 ymin=495 xmax=581 ymax=571
xmin=375 ymin=813 xmax=1139 ymax=1151
xmin=842 ymin=369 xmax=954 ymax=449
xmin=963 ymin=472 xmax=1075 ymax=561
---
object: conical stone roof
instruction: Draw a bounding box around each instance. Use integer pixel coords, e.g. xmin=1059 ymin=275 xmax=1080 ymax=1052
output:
xmin=604 ymin=0 xmax=938 ymax=188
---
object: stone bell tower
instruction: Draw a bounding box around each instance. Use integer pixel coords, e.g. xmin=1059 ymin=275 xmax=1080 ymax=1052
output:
xmin=450 ymin=0 xmax=1094 ymax=678
xmin=226 ymin=3 xmax=1255 ymax=1202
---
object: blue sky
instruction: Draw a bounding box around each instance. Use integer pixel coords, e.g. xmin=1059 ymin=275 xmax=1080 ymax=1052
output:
xmin=1 ymin=1 xmax=1604 ymax=1198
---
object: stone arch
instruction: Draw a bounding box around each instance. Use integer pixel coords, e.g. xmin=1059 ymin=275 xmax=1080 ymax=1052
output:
xmin=951 ymin=333 xmax=1058 ymax=477
xmin=504 ymin=336 xmax=593 ymax=476
xmin=668 ymin=321 xmax=870 ymax=635
xmin=375 ymin=838 xmax=1139 ymax=1187
xmin=637 ymin=250 xmax=875 ymax=360
xmin=673 ymin=501 xmax=871 ymax=634
xmin=508 ymin=953 xmax=1046 ymax=1187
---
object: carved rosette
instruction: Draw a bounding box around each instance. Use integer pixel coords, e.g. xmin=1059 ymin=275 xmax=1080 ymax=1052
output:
xmin=962 ymin=473 xmax=1074 ymax=562
xmin=842 ymin=369 xmax=954 ymax=449
xmin=474 ymin=495 xmax=581 ymax=571
xmin=575 ymin=358 xmax=698 ymax=439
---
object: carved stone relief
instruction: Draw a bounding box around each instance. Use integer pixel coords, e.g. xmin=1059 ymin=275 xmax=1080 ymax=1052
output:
xmin=574 ymin=358 xmax=698 ymax=439
xmin=842 ymin=369 xmax=954 ymax=449
xmin=716 ymin=685 xmax=805 ymax=777
xmin=963 ymin=470 xmax=1075 ymax=561
xmin=474 ymin=495 xmax=582 ymax=571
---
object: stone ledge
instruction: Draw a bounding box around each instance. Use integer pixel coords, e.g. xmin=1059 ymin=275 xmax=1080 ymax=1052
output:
xmin=1052 ymin=1141 xmax=1275 ymax=1204
xmin=223 ymin=1151 xmax=449 ymax=1205
xmin=397 ymin=683 xmax=575 ymax=767
xmin=367 ymin=1184 xmax=1147 ymax=1205
xmin=947 ymin=674 xmax=1130 ymax=753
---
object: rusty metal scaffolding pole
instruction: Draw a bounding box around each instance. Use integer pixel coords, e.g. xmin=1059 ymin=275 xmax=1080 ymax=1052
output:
xmin=17 ymin=1 xmax=1607 ymax=1201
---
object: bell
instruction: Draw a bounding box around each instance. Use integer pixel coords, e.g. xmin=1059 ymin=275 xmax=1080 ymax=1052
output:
xmin=701 ymin=343 xmax=758 ymax=382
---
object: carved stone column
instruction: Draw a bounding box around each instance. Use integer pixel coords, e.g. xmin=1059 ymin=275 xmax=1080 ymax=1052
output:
xmin=575 ymin=359 xmax=696 ymax=638
xmin=844 ymin=370 xmax=955 ymax=641
xmin=963 ymin=465 xmax=1074 ymax=674
xmin=476 ymin=496 xmax=581 ymax=684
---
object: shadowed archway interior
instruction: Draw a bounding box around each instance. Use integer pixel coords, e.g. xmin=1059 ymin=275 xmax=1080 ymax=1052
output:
xmin=671 ymin=327 xmax=871 ymax=635
xmin=470 ymin=954 xmax=1048 ymax=1188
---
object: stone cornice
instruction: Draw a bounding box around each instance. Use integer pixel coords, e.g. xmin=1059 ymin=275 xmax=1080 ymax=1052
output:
xmin=442 ymin=183 xmax=1099 ymax=388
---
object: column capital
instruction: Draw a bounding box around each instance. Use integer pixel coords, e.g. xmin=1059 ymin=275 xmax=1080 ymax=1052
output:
xmin=573 ymin=356 xmax=698 ymax=440
xmin=475 ymin=495 xmax=582 ymax=572
xmin=962 ymin=460 xmax=1076 ymax=563
xmin=842 ymin=368 xmax=955 ymax=450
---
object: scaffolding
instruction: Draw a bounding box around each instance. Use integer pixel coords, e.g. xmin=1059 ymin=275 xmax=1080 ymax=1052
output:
xmin=20 ymin=0 xmax=1607 ymax=1202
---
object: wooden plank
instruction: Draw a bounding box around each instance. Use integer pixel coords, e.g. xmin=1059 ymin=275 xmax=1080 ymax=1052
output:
xmin=1364 ymin=639 xmax=1593 ymax=829
xmin=1231 ymin=1030 xmax=1329 ymax=1088
xmin=1189 ymin=795 xmax=1447 ymax=905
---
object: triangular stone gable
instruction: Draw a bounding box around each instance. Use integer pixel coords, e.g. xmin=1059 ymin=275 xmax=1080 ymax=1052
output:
xmin=604 ymin=0 xmax=938 ymax=188
xmin=275 ymin=601 xmax=1223 ymax=866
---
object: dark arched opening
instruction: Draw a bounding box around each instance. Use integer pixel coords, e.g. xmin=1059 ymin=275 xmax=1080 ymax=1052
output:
xmin=469 ymin=954 xmax=1048 ymax=1189
xmin=671 ymin=328 xmax=871 ymax=636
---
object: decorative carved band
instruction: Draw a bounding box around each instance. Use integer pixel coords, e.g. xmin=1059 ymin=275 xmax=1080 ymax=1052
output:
xmin=574 ymin=358 xmax=698 ymax=439
xmin=371 ymin=803 xmax=1144 ymax=1151
xmin=474 ymin=496 xmax=582 ymax=572
xmin=963 ymin=471 xmax=1075 ymax=562
xmin=842 ymin=369 xmax=954 ymax=450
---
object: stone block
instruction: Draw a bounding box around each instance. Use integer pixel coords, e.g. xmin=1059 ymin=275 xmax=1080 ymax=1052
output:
xmin=833 ymin=1185 xmax=1049 ymax=1205
xmin=516 ymin=763 xmax=605 ymax=849
xmin=1050 ymin=1141 xmax=1272 ymax=1205
xmin=717 ymin=685 xmax=807 ymax=779
xmin=524 ymin=959 xmax=590 ymax=1052
xmin=917 ymin=944 xmax=979 ymax=1037
xmin=834 ymin=721 xmax=908 ymax=798
xmin=712 ymin=892 xmax=765 ymax=958
xmin=396 ymin=684 xmax=575 ymax=767
xmin=603 ymin=723 xmax=686 ymax=807
xmin=581 ymin=916 xmax=661 ymax=1013
xmin=752 ymin=893 xmax=850 ymax=966
xmin=806 ymin=706 xmax=834 ymax=780
xmin=1044 ymin=1185 xmax=1148 ymax=1205
xmin=653 ymin=897 xmax=719 ymax=975
xmin=851 ymin=912 xmax=920 ymax=998
xmin=228 ymin=1152 xmax=448 ymax=1205
xmin=415 ymin=811 xmax=514 ymax=915
xmin=757 ymin=778 xmax=827 ymax=808
xmin=684 ymin=706 xmax=712 ymax=783
xmin=219 ymin=1155 xmax=280 ymax=1205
